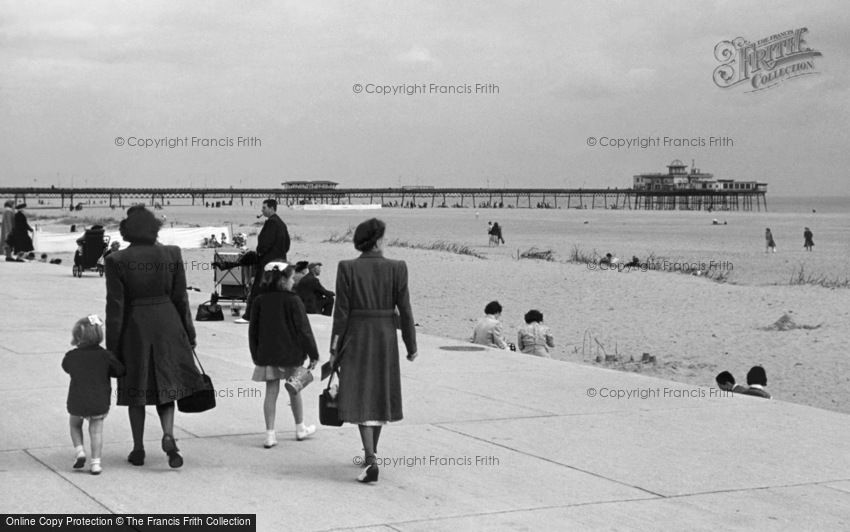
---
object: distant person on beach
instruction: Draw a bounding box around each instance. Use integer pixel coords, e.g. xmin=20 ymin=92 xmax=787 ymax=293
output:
xmin=765 ymin=228 xmax=776 ymax=253
xmin=740 ymin=366 xmax=771 ymax=399
xmin=2 ymin=200 xmax=14 ymax=261
xmin=489 ymin=222 xmax=505 ymax=245
xmin=62 ymin=315 xmax=125 ymax=475
xmin=9 ymin=203 xmax=34 ymax=261
xmin=471 ymin=301 xmax=508 ymax=350
xmin=517 ymin=310 xmax=555 ymax=358
xmin=599 ymin=253 xmax=619 ymax=266
xmin=249 ymin=262 xmax=319 ymax=448
xmin=236 ymin=199 xmax=291 ymax=323
xmin=329 ymin=218 xmax=418 ymax=483
xmin=105 ymin=205 xmax=206 ymax=469
xmin=714 ymin=371 xmax=747 ymax=393
xmin=487 ymin=221 xmax=497 ymax=246
xmin=803 ymin=227 xmax=814 ymax=251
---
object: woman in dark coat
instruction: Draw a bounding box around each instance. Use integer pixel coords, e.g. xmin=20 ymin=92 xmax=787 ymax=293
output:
xmin=329 ymin=218 xmax=418 ymax=483
xmin=105 ymin=205 xmax=204 ymax=468
xmin=9 ymin=203 xmax=34 ymax=258
xmin=803 ymin=227 xmax=814 ymax=251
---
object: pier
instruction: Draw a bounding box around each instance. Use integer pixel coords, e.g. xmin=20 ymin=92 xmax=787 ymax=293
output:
xmin=0 ymin=187 xmax=767 ymax=212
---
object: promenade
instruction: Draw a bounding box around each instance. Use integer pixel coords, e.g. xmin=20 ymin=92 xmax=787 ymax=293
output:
xmin=1 ymin=261 xmax=849 ymax=531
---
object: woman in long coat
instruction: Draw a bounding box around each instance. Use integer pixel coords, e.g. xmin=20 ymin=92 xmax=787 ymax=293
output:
xmin=2 ymin=200 xmax=15 ymax=260
xmin=9 ymin=203 xmax=34 ymax=258
xmin=105 ymin=205 xmax=204 ymax=468
xmin=329 ymin=218 xmax=418 ymax=483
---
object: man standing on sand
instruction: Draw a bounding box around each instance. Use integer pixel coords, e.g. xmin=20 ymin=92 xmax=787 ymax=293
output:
xmin=235 ymin=199 xmax=290 ymax=323
xmin=2 ymin=200 xmax=15 ymax=261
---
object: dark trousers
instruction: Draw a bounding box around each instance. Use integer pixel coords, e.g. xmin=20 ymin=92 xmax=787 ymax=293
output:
xmin=242 ymin=270 xmax=264 ymax=320
xmin=306 ymin=295 xmax=335 ymax=317
xmin=318 ymin=295 xmax=334 ymax=316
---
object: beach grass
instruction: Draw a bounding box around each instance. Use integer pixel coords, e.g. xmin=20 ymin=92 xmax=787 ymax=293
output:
xmin=567 ymin=244 xmax=599 ymax=265
xmin=385 ymin=239 xmax=486 ymax=259
xmin=323 ymin=226 xmax=354 ymax=244
xmin=789 ymin=264 xmax=850 ymax=289
xmin=517 ymin=247 xmax=556 ymax=261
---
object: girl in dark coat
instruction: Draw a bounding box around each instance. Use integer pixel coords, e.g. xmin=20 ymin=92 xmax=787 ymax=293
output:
xmin=803 ymin=227 xmax=814 ymax=251
xmin=105 ymin=206 xmax=204 ymax=468
xmin=9 ymin=203 xmax=34 ymax=258
xmin=330 ymin=218 xmax=418 ymax=483
xmin=249 ymin=262 xmax=319 ymax=448
xmin=63 ymin=315 xmax=125 ymax=475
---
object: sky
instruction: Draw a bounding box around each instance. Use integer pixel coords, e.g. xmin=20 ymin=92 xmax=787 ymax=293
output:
xmin=1 ymin=0 xmax=848 ymax=196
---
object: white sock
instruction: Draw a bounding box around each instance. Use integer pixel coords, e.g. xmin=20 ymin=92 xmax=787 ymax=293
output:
xmin=295 ymin=423 xmax=306 ymax=432
xmin=75 ymin=445 xmax=85 ymax=457
xmin=90 ymin=458 xmax=101 ymax=465
xmin=266 ymin=430 xmax=276 ymax=438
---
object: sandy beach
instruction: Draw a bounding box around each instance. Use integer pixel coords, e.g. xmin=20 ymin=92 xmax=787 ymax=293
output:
xmin=27 ymin=200 xmax=850 ymax=414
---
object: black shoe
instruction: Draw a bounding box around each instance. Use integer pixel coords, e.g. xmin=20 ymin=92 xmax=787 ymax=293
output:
xmin=127 ymin=449 xmax=145 ymax=466
xmin=356 ymin=464 xmax=379 ymax=483
xmin=162 ymin=434 xmax=183 ymax=468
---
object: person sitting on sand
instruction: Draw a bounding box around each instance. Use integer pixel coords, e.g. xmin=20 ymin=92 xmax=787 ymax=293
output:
xmin=739 ymin=366 xmax=771 ymax=399
xmin=292 ymin=261 xmax=310 ymax=287
xmin=208 ymin=234 xmax=221 ymax=248
xmin=517 ymin=310 xmax=554 ymax=358
xmin=599 ymin=253 xmax=619 ymax=266
xmin=102 ymin=241 xmax=120 ymax=260
xmin=715 ymin=371 xmax=747 ymax=393
xmin=471 ymin=301 xmax=508 ymax=350
xmin=295 ymin=262 xmax=335 ymax=316
xmin=624 ymin=256 xmax=641 ymax=267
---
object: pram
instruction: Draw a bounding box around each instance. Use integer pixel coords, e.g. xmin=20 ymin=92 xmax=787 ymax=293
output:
xmin=72 ymin=226 xmax=110 ymax=277
xmin=212 ymin=250 xmax=254 ymax=307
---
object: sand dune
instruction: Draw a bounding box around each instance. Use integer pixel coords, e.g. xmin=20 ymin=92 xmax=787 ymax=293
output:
xmin=30 ymin=202 xmax=850 ymax=414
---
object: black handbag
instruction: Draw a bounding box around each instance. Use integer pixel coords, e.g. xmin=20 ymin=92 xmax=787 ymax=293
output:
xmin=177 ymin=350 xmax=216 ymax=413
xmin=195 ymin=300 xmax=224 ymax=321
xmin=319 ymin=367 xmax=343 ymax=426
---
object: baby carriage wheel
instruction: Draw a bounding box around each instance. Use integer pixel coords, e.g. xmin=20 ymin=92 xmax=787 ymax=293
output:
xmin=72 ymin=264 xmax=81 ymax=278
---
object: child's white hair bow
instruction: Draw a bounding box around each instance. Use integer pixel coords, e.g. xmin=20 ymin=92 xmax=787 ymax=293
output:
xmin=87 ymin=314 xmax=103 ymax=326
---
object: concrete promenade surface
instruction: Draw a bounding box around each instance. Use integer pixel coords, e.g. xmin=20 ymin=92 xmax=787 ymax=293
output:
xmin=1 ymin=261 xmax=849 ymax=531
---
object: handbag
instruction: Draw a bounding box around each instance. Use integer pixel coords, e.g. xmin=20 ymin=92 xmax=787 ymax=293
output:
xmin=319 ymin=367 xmax=343 ymax=426
xmin=284 ymin=365 xmax=314 ymax=394
xmin=195 ymin=300 xmax=224 ymax=321
xmin=177 ymin=350 xmax=217 ymax=413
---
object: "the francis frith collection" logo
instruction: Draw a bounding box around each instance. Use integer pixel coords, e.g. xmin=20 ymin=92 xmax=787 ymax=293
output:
xmin=713 ymin=28 xmax=822 ymax=92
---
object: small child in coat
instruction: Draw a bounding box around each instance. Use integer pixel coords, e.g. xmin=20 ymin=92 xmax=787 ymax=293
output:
xmin=62 ymin=315 xmax=125 ymax=474
xmin=249 ymin=262 xmax=320 ymax=448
